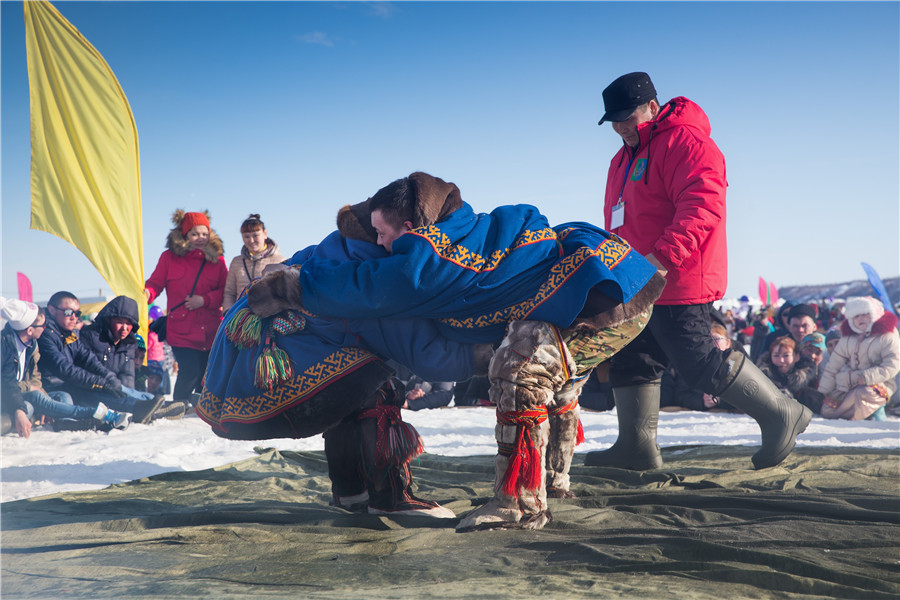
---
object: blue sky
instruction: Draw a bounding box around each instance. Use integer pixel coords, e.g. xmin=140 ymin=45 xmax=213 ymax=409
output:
xmin=2 ymin=1 xmax=898 ymax=304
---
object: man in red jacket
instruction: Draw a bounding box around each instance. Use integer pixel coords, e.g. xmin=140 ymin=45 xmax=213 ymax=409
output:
xmin=586 ymin=72 xmax=812 ymax=471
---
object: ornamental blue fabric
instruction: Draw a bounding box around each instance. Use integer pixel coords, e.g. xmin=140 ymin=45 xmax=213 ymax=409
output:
xmin=199 ymin=232 xmax=476 ymax=433
xmin=299 ymin=203 xmax=658 ymax=342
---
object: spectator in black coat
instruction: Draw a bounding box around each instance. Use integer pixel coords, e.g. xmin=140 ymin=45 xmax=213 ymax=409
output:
xmin=79 ymin=295 xmax=141 ymax=388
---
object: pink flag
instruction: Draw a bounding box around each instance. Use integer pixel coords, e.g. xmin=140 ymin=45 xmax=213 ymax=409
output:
xmin=758 ymin=277 xmax=768 ymax=305
xmin=17 ymin=273 xmax=33 ymax=303
xmin=768 ymin=282 xmax=779 ymax=306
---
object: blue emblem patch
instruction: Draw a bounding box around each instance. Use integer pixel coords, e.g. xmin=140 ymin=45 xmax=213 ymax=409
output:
xmin=631 ymin=158 xmax=647 ymax=181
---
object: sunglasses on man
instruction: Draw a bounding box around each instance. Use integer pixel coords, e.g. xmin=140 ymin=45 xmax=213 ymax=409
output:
xmin=54 ymin=306 xmax=82 ymax=318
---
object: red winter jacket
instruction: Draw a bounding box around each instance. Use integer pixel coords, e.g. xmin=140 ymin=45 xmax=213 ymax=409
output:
xmin=603 ymin=96 xmax=728 ymax=305
xmin=146 ymin=235 xmax=228 ymax=352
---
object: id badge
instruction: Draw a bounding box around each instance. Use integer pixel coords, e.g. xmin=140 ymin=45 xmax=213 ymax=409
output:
xmin=610 ymin=202 xmax=625 ymax=230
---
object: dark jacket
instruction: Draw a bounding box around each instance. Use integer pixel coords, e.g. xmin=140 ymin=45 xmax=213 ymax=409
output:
xmin=37 ymin=316 xmax=112 ymax=390
xmin=756 ymin=351 xmax=823 ymax=409
xmin=1 ymin=324 xmax=40 ymax=418
xmin=79 ymin=296 xmax=140 ymax=388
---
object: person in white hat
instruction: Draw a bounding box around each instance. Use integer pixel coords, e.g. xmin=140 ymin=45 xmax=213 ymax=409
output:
xmin=1 ymin=298 xmax=129 ymax=436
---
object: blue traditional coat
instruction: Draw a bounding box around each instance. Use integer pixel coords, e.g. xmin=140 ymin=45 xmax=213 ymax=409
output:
xmin=299 ymin=202 xmax=658 ymax=342
xmin=198 ymin=232 xmax=477 ymax=433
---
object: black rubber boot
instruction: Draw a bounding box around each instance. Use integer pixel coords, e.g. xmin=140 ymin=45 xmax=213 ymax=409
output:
xmin=716 ymin=352 xmax=812 ymax=469
xmin=584 ymin=382 xmax=663 ymax=470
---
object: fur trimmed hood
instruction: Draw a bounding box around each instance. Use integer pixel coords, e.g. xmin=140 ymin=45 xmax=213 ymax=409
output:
xmin=166 ymin=209 xmax=224 ymax=261
xmin=336 ymin=172 xmax=464 ymax=243
xmin=840 ymin=310 xmax=898 ymax=337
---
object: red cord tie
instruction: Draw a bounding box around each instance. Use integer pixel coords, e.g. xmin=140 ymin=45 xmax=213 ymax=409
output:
xmin=547 ymin=400 xmax=585 ymax=445
xmin=496 ymin=406 xmax=548 ymax=495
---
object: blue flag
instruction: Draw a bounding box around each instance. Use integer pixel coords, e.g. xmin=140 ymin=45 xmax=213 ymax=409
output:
xmin=861 ymin=263 xmax=897 ymax=316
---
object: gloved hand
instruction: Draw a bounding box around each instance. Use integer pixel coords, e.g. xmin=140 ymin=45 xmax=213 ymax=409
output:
xmin=247 ymin=269 xmax=304 ymax=318
xmin=103 ymin=377 xmax=126 ymax=397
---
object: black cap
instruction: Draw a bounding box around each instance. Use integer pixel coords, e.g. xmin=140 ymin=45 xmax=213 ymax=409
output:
xmin=788 ymin=303 xmax=817 ymax=322
xmin=598 ymin=72 xmax=657 ymax=125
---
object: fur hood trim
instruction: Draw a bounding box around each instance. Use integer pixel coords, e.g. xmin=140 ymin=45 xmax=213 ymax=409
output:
xmin=840 ymin=310 xmax=898 ymax=337
xmin=166 ymin=209 xmax=224 ymax=261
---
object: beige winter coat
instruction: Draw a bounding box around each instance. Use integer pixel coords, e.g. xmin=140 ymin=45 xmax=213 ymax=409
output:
xmin=223 ymin=240 xmax=285 ymax=311
xmin=819 ymin=312 xmax=900 ymax=399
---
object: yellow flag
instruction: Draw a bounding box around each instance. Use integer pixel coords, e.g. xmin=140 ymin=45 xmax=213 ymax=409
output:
xmin=24 ymin=0 xmax=146 ymax=333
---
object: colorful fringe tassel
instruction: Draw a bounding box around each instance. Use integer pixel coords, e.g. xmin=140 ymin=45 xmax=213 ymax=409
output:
xmin=358 ymin=404 xmax=425 ymax=468
xmin=224 ymin=308 xmax=307 ymax=391
xmin=253 ymin=339 xmax=294 ymax=391
xmin=224 ymin=308 xmax=263 ymax=349
xmin=497 ymin=406 xmax=548 ymax=495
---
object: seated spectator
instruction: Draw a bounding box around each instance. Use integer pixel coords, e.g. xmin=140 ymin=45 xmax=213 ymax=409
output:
xmin=1 ymin=299 xmax=128 ymax=436
xmin=81 ymin=296 xmax=185 ymax=419
xmin=661 ymin=323 xmax=741 ymax=411
xmin=759 ymin=301 xmax=796 ymax=358
xmin=402 ymin=378 xmax=455 ymax=410
xmin=134 ymin=335 xmax=166 ymax=395
xmin=799 ymin=332 xmax=827 ymax=382
xmin=749 ymin=309 xmax=774 ymax=363
xmin=818 ymin=297 xmax=899 ymax=421
xmin=37 ymin=291 xmax=173 ymax=424
xmin=825 ymin=327 xmax=841 ymax=354
xmin=787 ymin=303 xmax=820 ymax=343
xmin=388 ymin=361 xmax=455 ymax=410
xmin=756 ymin=335 xmax=824 ymax=415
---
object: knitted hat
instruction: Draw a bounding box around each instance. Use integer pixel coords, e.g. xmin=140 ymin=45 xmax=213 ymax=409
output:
xmin=801 ymin=332 xmax=826 ymax=352
xmin=825 ymin=328 xmax=841 ymax=344
xmin=0 ymin=297 xmax=39 ymax=330
xmin=844 ymin=296 xmax=884 ymax=334
xmin=134 ymin=333 xmax=146 ymax=351
xmin=181 ymin=211 xmax=211 ymax=235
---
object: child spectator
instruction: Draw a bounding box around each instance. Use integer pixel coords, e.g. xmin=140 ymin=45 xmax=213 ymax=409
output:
xmin=800 ymin=332 xmax=827 ymax=382
xmin=818 ymin=297 xmax=899 ymax=421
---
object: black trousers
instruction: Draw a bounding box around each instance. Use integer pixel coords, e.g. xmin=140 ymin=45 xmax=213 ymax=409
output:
xmin=171 ymin=346 xmax=210 ymax=404
xmin=609 ymin=303 xmax=732 ymax=394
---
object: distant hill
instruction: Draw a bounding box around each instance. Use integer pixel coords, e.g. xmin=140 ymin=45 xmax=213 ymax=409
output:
xmin=776 ymin=277 xmax=899 ymax=304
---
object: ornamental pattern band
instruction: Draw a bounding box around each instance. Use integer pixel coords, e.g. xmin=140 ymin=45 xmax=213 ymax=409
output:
xmin=197 ymin=346 xmax=378 ymax=425
xmin=439 ymin=236 xmax=632 ymax=330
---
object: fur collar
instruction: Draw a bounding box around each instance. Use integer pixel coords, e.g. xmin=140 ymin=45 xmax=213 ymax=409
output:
xmin=165 ymin=209 xmax=224 ymax=261
xmin=840 ymin=310 xmax=898 ymax=337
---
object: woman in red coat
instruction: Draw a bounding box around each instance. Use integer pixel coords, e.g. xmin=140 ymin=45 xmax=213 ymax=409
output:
xmin=145 ymin=210 xmax=227 ymax=408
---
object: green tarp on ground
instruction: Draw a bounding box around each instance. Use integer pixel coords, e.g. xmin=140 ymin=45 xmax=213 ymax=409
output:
xmin=2 ymin=446 xmax=899 ymax=599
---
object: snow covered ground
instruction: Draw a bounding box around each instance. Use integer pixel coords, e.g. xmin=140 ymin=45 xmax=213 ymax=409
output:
xmin=2 ymin=407 xmax=897 ymax=503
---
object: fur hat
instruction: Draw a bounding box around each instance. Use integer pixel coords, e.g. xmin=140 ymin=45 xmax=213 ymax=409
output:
xmin=336 ymin=198 xmax=378 ymax=244
xmin=336 ymin=172 xmax=464 ymax=243
xmin=0 ymin=297 xmax=39 ymax=331
xmin=844 ymin=296 xmax=884 ymax=334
